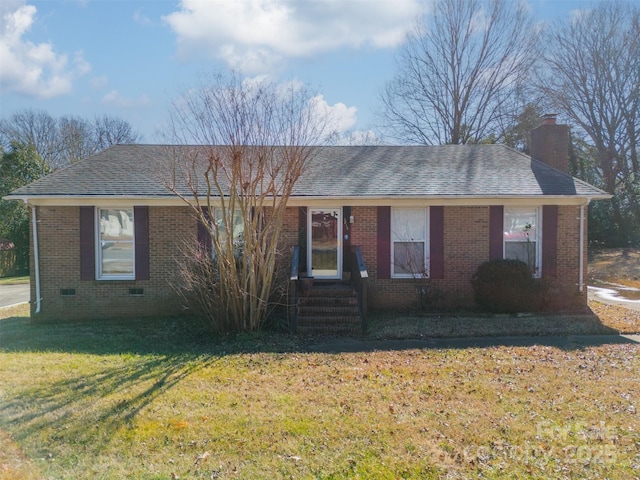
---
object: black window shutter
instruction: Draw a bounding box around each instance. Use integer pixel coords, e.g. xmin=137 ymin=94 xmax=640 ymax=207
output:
xmin=542 ymin=205 xmax=558 ymax=278
xmin=134 ymin=206 xmax=149 ymax=280
xmin=298 ymin=207 xmax=307 ymax=270
xmin=197 ymin=207 xmax=212 ymax=256
xmin=429 ymin=206 xmax=445 ymax=279
xmin=489 ymin=206 xmax=504 ymax=261
xmin=377 ymin=206 xmax=391 ymax=279
xmin=79 ymin=206 xmax=95 ymax=280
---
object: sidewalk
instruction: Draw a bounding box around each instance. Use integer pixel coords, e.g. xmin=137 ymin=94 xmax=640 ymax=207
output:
xmin=306 ymin=334 xmax=640 ymax=353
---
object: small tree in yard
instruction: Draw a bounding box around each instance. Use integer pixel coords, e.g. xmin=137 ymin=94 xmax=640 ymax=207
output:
xmin=164 ymin=73 xmax=332 ymax=333
xmin=0 ymin=142 xmax=49 ymax=274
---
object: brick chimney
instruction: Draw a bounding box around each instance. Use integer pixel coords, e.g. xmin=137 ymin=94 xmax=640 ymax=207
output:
xmin=530 ymin=113 xmax=570 ymax=173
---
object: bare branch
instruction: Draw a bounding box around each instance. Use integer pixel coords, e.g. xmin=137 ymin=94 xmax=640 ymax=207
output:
xmin=163 ymin=73 xmax=329 ymax=331
xmin=379 ymin=0 xmax=539 ymax=145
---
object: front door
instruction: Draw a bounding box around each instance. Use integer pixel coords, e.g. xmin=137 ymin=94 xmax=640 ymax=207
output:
xmin=308 ymin=208 xmax=342 ymax=279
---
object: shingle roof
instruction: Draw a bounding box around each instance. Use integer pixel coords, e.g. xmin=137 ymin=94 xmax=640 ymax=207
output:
xmin=6 ymin=144 xmax=608 ymax=200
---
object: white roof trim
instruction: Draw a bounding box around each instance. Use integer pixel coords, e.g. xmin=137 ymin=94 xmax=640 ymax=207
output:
xmin=6 ymin=192 xmax=610 ymax=208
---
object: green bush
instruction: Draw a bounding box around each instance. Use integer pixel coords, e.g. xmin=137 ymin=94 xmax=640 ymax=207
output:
xmin=471 ymin=259 xmax=540 ymax=313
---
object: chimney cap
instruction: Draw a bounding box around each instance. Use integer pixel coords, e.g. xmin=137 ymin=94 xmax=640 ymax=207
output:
xmin=542 ymin=113 xmax=558 ymax=125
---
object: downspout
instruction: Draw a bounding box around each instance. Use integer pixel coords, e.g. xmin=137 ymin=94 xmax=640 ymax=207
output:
xmin=578 ymin=202 xmax=586 ymax=293
xmin=31 ymin=204 xmax=41 ymax=314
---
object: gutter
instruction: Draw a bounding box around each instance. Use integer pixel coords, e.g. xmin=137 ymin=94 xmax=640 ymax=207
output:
xmin=579 ymin=202 xmax=586 ymax=293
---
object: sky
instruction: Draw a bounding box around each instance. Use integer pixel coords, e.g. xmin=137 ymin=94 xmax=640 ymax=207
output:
xmin=0 ymin=0 xmax=619 ymax=144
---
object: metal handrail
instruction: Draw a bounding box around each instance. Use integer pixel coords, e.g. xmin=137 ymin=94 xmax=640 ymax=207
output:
xmin=290 ymin=245 xmax=299 ymax=281
xmin=289 ymin=245 xmax=300 ymax=330
xmin=350 ymin=245 xmax=368 ymax=331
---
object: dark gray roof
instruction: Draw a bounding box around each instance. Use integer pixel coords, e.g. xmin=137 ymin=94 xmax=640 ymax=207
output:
xmin=6 ymin=144 xmax=608 ymax=200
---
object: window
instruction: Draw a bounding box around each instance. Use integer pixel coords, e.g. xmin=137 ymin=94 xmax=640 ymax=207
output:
xmin=212 ymin=208 xmax=244 ymax=257
xmin=504 ymin=207 xmax=541 ymax=276
xmin=391 ymin=207 xmax=429 ymax=278
xmin=96 ymin=208 xmax=135 ymax=279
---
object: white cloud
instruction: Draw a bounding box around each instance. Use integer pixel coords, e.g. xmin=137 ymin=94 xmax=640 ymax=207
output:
xmin=238 ymin=77 xmax=358 ymax=138
xmin=0 ymin=0 xmax=90 ymax=98
xmin=309 ymin=94 xmax=357 ymax=135
xmin=102 ymin=90 xmax=152 ymax=109
xmin=164 ymin=0 xmax=420 ymax=73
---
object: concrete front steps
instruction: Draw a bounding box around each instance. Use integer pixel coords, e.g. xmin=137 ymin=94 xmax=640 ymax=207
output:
xmin=296 ymin=283 xmax=362 ymax=335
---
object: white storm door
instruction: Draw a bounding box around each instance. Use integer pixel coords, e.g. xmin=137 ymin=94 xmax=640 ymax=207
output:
xmin=307 ymin=208 xmax=342 ymax=279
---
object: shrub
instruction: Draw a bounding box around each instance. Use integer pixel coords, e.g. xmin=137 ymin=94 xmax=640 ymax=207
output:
xmin=471 ymin=259 xmax=540 ymax=313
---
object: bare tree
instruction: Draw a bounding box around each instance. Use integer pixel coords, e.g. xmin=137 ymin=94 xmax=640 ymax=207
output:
xmin=94 ymin=115 xmax=142 ymax=151
xmin=379 ymin=0 xmax=539 ymax=145
xmin=0 ymin=110 xmax=61 ymax=168
xmin=500 ymin=104 xmax=545 ymax=154
xmin=0 ymin=109 xmax=142 ymax=169
xmin=164 ymin=73 xmax=332 ymax=333
xmin=539 ymin=0 xmax=640 ymax=243
xmin=58 ymin=116 xmax=95 ymax=163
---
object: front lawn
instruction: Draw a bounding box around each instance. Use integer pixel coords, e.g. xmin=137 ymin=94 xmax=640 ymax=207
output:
xmin=0 ymin=275 xmax=29 ymax=286
xmin=1 ymin=306 xmax=638 ymax=479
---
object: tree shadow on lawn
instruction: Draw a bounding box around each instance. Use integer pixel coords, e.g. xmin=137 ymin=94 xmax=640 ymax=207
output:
xmin=0 ymin=353 xmax=218 ymax=451
xmin=0 ymin=315 xmax=298 ymax=471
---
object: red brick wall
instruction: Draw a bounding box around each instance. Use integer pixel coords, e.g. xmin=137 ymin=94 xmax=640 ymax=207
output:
xmin=31 ymin=205 xmax=195 ymax=321
xmin=552 ymin=205 xmax=588 ymax=307
xmin=280 ymin=206 xmax=301 ymax=258
xmin=346 ymin=205 xmax=587 ymax=311
xmin=30 ymin=203 xmax=588 ymax=321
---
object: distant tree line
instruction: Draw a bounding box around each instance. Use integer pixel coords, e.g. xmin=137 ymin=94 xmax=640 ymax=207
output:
xmin=380 ymin=0 xmax=639 ymax=247
xmin=0 ymin=110 xmax=142 ymax=170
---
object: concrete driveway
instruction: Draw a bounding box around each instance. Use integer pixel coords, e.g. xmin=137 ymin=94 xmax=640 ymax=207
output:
xmin=0 ymin=283 xmax=30 ymax=308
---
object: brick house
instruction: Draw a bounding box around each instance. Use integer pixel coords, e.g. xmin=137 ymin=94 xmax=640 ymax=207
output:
xmin=5 ymin=118 xmax=609 ymax=326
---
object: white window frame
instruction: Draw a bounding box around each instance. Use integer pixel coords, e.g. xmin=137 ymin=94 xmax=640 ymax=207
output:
xmin=503 ymin=206 xmax=542 ymax=278
xmin=95 ymin=207 xmax=135 ymax=280
xmin=391 ymin=207 xmax=430 ymax=278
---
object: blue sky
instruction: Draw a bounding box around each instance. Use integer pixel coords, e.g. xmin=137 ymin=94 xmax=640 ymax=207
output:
xmin=0 ymin=0 xmax=611 ymax=143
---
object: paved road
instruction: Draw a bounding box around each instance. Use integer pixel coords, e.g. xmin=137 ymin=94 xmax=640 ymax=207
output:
xmin=0 ymin=284 xmax=29 ymax=308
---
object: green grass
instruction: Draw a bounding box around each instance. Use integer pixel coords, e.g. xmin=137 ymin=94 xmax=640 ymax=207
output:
xmin=0 ymin=275 xmax=29 ymax=285
xmin=1 ymin=308 xmax=639 ymax=479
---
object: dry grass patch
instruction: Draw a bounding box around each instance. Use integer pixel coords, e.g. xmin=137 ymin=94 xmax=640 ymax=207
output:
xmin=367 ymin=299 xmax=640 ymax=339
xmin=588 ymin=301 xmax=640 ymax=333
xmin=0 ymin=429 xmax=42 ymax=480
xmin=0 ymin=303 xmax=28 ymax=318
xmin=589 ymin=248 xmax=640 ymax=289
xmin=367 ymin=310 xmax=616 ymax=339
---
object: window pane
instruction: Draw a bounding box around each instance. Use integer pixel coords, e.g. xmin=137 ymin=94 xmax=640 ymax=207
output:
xmin=101 ymin=241 xmax=134 ymax=275
xmin=213 ymin=209 xmax=245 ymax=258
xmin=394 ymin=241 xmax=425 ymax=275
xmin=100 ymin=209 xmax=134 ymax=241
xmin=392 ymin=209 xmax=426 ymax=241
xmin=214 ymin=209 xmax=244 ymax=241
xmin=504 ymin=208 xmax=537 ymax=241
xmin=505 ymin=241 xmax=537 ymax=270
